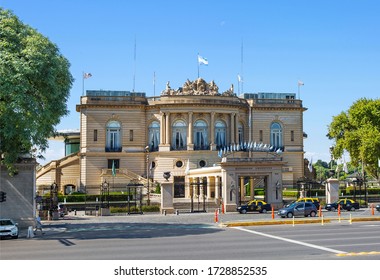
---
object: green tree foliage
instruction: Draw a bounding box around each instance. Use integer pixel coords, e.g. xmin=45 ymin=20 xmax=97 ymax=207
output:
xmin=327 ymin=98 xmax=380 ymax=181
xmin=0 ymin=9 xmax=73 ymax=174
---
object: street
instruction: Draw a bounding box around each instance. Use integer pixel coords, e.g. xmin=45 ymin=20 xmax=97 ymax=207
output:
xmin=1 ymin=210 xmax=379 ymax=260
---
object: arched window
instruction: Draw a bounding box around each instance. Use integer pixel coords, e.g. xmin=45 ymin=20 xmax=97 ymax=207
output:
xmin=106 ymin=121 xmax=121 ymax=152
xmin=270 ymin=122 xmax=283 ymax=149
xmin=238 ymin=122 xmax=244 ymax=146
xmin=215 ymin=120 xmax=226 ymax=149
xmin=148 ymin=121 xmax=160 ymax=151
xmin=172 ymin=120 xmax=187 ymax=150
xmin=194 ymin=120 xmax=208 ymax=150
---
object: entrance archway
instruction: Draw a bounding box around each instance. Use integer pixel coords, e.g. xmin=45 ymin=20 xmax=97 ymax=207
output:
xmin=189 ymin=177 xmax=207 ymax=212
xmin=237 ymin=175 xmax=268 ymax=205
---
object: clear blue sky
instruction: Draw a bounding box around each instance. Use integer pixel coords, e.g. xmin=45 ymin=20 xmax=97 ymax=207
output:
xmin=2 ymin=0 xmax=379 ymax=165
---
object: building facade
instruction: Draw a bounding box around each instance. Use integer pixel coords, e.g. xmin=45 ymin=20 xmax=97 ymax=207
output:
xmin=37 ymin=78 xmax=307 ymax=211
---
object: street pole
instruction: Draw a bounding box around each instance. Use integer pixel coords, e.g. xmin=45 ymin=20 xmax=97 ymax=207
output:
xmin=145 ymin=146 xmax=150 ymax=206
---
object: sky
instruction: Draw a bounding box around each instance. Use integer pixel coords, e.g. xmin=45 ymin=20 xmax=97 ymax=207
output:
xmin=1 ymin=0 xmax=379 ymax=166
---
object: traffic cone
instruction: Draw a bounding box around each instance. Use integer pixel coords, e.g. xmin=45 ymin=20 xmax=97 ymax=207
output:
xmin=271 ymin=206 xmax=274 ymax=219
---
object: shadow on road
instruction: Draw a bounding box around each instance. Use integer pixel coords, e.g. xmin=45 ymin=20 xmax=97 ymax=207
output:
xmin=34 ymin=222 xmax=223 ymax=242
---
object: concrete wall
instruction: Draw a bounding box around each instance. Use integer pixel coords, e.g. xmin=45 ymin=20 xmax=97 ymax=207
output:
xmin=0 ymin=159 xmax=36 ymax=228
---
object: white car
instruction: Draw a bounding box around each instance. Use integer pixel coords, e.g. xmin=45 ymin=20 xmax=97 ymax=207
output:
xmin=0 ymin=219 xmax=19 ymax=239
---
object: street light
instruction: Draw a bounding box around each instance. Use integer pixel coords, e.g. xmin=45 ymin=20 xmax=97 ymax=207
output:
xmin=50 ymin=182 xmax=58 ymax=220
xmin=101 ymin=180 xmax=109 ymax=208
xmin=145 ymin=145 xmax=150 ymax=206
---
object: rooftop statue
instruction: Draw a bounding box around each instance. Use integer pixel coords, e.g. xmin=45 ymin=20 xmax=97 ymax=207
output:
xmin=161 ymin=78 xmax=233 ymax=96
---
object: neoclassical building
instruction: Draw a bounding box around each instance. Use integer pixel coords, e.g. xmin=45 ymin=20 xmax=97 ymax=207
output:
xmin=37 ymin=78 xmax=307 ymax=211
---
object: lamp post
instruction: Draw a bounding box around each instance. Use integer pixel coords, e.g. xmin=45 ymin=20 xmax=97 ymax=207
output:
xmin=101 ymin=180 xmax=109 ymax=208
xmin=145 ymin=145 xmax=151 ymax=206
xmin=50 ymin=182 xmax=58 ymax=220
xmin=329 ymin=146 xmax=335 ymax=178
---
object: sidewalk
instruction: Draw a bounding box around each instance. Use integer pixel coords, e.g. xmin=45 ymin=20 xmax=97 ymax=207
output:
xmin=23 ymin=208 xmax=380 ymax=238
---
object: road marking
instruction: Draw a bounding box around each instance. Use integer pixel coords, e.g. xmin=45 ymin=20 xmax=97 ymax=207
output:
xmin=234 ymin=227 xmax=347 ymax=254
xmin=336 ymin=251 xmax=380 ymax=257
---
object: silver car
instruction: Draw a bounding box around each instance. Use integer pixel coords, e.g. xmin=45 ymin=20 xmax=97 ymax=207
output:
xmin=0 ymin=219 xmax=19 ymax=239
xmin=277 ymin=202 xmax=317 ymax=218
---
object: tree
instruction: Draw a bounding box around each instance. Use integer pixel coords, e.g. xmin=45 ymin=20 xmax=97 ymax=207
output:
xmin=0 ymin=9 xmax=73 ymax=174
xmin=327 ymin=98 xmax=380 ymax=182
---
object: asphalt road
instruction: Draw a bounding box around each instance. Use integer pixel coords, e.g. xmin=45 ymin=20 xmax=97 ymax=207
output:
xmin=1 ymin=211 xmax=379 ymax=260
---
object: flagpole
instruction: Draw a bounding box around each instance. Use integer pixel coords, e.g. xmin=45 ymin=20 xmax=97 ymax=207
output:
xmin=82 ymin=71 xmax=84 ymax=96
xmin=197 ymin=53 xmax=200 ymax=78
xmin=153 ymin=71 xmax=156 ymax=97
xmin=237 ymin=75 xmax=240 ymax=95
xmin=241 ymin=39 xmax=244 ymax=94
xmin=298 ymin=83 xmax=300 ymax=100
xmin=133 ymin=35 xmax=136 ymax=92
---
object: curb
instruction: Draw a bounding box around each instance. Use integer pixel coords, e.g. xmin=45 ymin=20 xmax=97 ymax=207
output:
xmin=220 ymin=216 xmax=380 ymax=227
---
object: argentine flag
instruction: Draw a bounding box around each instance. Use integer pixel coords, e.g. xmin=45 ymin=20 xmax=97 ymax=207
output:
xmin=198 ymin=55 xmax=208 ymax=65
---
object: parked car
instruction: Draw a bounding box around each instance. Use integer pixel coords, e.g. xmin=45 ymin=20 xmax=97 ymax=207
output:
xmin=58 ymin=204 xmax=66 ymax=217
xmin=325 ymin=199 xmax=359 ymax=211
xmin=376 ymin=204 xmax=380 ymax=212
xmin=296 ymin=197 xmax=320 ymax=209
xmin=237 ymin=199 xmax=272 ymax=214
xmin=0 ymin=219 xmax=19 ymax=239
xmin=277 ymin=202 xmax=317 ymax=218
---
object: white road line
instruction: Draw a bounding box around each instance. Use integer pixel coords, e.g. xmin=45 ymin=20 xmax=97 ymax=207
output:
xmin=234 ymin=227 xmax=347 ymax=254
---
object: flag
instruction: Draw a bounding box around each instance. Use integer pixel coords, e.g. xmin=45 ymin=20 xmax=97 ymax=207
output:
xmin=308 ymin=158 xmax=313 ymax=172
xmin=198 ymin=55 xmax=208 ymax=65
xmin=343 ymin=158 xmax=348 ymax=173
xmin=298 ymin=80 xmax=304 ymax=86
xmin=83 ymin=72 xmax=92 ymax=79
xmin=238 ymin=74 xmax=243 ymax=82
xmin=112 ymin=160 xmax=116 ymax=177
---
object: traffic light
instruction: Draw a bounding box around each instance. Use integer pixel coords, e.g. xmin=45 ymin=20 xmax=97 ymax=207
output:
xmin=0 ymin=191 xmax=6 ymax=202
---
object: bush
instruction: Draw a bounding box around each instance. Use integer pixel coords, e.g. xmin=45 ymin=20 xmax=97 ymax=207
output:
xmin=110 ymin=205 xmax=160 ymax=214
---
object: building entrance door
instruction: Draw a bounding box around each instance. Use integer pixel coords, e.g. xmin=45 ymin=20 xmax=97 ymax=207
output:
xmin=190 ymin=177 xmax=206 ymax=212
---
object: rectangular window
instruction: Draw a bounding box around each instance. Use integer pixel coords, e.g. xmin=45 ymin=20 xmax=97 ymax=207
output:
xmin=291 ymin=130 xmax=294 ymax=142
xmin=107 ymin=159 xmax=120 ymax=169
xmin=259 ymin=130 xmax=263 ymax=142
xmin=130 ymin=130 xmax=133 ymax=141
xmin=94 ymin=129 xmax=98 ymax=142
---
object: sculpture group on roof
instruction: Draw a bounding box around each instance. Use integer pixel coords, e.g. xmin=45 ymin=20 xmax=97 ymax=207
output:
xmin=161 ymin=78 xmax=235 ymax=97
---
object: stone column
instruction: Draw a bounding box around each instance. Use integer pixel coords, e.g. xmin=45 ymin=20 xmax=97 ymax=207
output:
xmin=165 ymin=112 xmax=170 ymax=145
xmin=187 ymin=112 xmax=194 ymax=150
xmin=230 ymin=113 xmax=235 ymax=144
xmin=250 ymin=177 xmax=255 ymax=199
xmin=325 ymin=178 xmax=339 ymax=204
xmin=160 ymin=113 xmax=165 ymax=145
xmin=161 ymin=182 xmax=174 ymax=214
xmin=215 ymin=176 xmax=219 ymax=202
xmin=210 ymin=112 xmax=215 ymax=150
xmin=207 ymin=176 xmax=212 ymax=199
xmin=240 ymin=176 xmax=245 ymax=202
xmin=235 ymin=113 xmax=239 ymax=144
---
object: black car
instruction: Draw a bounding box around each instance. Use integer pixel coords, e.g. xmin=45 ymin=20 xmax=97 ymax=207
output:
xmin=277 ymin=202 xmax=317 ymax=218
xmin=325 ymin=199 xmax=360 ymax=211
xmin=376 ymin=204 xmax=380 ymax=212
xmin=237 ymin=199 xmax=272 ymax=214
